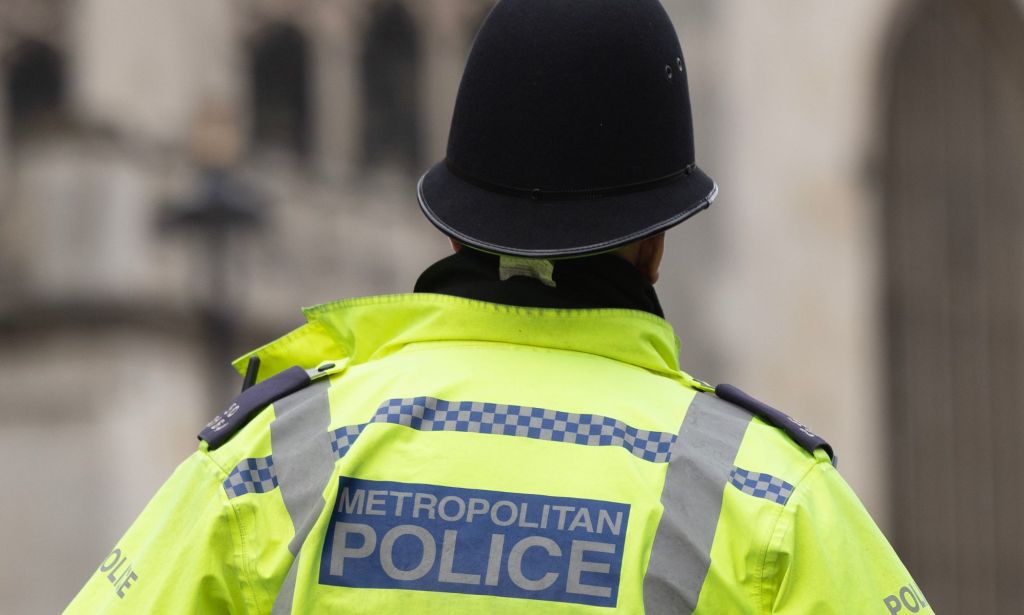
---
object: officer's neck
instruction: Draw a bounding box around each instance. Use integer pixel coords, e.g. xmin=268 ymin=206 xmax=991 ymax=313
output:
xmin=414 ymin=249 xmax=665 ymax=318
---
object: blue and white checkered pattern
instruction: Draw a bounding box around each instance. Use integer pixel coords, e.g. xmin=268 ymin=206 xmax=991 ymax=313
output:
xmin=223 ymin=455 xmax=278 ymax=498
xmin=330 ymin=424 xmax=364 ymax=457
xmin=327 ymin=397 xmax=677 ymax=463
xmin=228 ymin=397 xmax=677 ymax=498
xmin=729 ymin=467 xmax=794 ymax=505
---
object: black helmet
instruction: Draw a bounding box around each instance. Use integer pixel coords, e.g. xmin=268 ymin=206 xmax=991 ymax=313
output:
xmin=417 ymin=0 xmax=716 ymax=258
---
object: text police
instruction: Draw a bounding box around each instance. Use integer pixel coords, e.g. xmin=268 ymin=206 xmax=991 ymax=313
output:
xmin=319 ymin=478 xmax=631 ymax=607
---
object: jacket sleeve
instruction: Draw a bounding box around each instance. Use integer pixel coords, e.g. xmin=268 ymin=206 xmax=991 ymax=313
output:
xmin=763 ymin=460 xmax=934 ymax=614
xmin=64 ymin=450 xmax=255 ymax=614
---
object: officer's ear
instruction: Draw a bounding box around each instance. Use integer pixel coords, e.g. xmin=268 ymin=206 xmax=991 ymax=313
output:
xmin=617 ymin=233 xmax=665 ymax=285
xmin=450 ymin=239 xmax=463 ymax=253
xmin=636 ymin=233 xmax=665 ymax=284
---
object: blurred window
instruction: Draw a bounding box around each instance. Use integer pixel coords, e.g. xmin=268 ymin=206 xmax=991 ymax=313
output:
xmin=5 ymin=40 xmax=66 ymax=143
xmin=249 ymin=23 xmax=311 ymax=157
xmin=360 ymin=1 xmax=420 ymax=172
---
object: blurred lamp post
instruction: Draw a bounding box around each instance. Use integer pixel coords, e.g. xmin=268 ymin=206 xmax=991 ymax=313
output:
xmin=160 ymin=102 xmax=265 ymax=404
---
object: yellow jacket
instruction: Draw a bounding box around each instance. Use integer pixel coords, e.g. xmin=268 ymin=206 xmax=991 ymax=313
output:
xmin=66 ymin=294 xmax=930 ymax=614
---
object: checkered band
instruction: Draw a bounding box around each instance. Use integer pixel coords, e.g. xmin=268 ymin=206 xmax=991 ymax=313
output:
xmin=223 ymin=455 xmax=278 ymax=498
xmin=330 ymin=423 xmax=365 ymax=457
xmin=333 ymin=396 xmax=677 ymax=463
xmin=729 ymin=467 xmax=794 ymax=505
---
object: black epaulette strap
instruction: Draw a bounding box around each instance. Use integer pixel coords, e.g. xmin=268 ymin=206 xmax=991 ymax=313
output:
xmin=715 ymin=384 xmax=837 ymax=467
xmin=198 ymin=360 xmax=345 ymax=450
xmin=198 ymin=366 xmax=311 ymax=450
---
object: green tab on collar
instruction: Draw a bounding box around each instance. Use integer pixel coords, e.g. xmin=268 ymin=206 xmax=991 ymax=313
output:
xmin=499 ymin=255 xmax=556 ymax=287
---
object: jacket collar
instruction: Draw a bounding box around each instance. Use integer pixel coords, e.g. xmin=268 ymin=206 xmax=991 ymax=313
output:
xmin=234 ymin=294 xmax=683 ymax=384
xmin=414 ymin=249 xmax=665 ymax=317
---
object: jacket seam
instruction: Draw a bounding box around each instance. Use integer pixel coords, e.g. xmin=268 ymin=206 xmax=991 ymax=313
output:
xmin=200 ymin=451 xmax=264 ymax=615
xmin=304 ymin=292 xmax=673 ymax=326
xmin=756 ymin=458 xmax=829 ymax=614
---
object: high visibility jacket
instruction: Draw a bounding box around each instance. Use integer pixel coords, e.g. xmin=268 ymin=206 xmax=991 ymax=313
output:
xmin=65 ymin=294 xmax=932 ymax=614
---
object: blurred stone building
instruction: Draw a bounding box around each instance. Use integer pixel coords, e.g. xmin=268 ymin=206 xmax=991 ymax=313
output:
xmin=0 ymin=0 xmax=1021 ymax=612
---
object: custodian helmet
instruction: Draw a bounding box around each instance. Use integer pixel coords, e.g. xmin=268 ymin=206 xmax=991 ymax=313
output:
xmin=417 ymin=0 xmax=717 ymax=258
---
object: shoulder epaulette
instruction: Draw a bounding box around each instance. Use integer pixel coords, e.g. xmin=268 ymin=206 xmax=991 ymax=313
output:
xmin=715 ymin=383 xmax=837 ymax=467
xmin=198 ymin=360 xmax=346 ymax=450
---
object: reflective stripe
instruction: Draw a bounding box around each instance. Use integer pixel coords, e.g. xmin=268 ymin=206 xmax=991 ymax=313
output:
xmin=268 ymin=379 xmax=335 ymax=615
xmin=273 ymin=564 xmax=300 ymax=615
xmin=328 ymin=397 xmax=677 ymax=463
xmin=643 ymin=392 xmax=753 ymax=614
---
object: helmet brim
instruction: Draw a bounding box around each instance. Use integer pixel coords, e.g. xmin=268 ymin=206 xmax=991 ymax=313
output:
xmin=417 ymin=161 xmax=718 ymax=258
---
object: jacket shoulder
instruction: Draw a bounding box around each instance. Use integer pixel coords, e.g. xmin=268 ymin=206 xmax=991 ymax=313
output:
xmin=197 ymin=360 xmax=347 ymax=454
xmin=713 ymin=384 xmax=837 ymax=467
xmin=198 ymin=366 xmax=312 ymax=450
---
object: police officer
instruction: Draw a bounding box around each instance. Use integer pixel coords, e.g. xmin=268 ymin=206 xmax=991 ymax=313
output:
xmin=67 ymin=1 xmax=932 ymax=613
